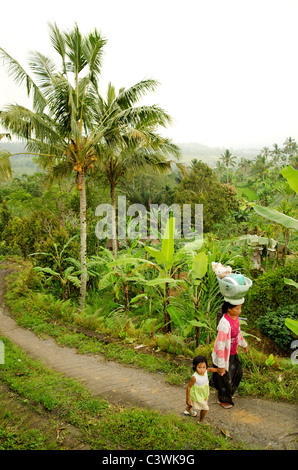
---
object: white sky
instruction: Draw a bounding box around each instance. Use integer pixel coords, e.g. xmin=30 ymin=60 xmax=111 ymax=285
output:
xmin=0 ymin=0 xmax=297 ymax=149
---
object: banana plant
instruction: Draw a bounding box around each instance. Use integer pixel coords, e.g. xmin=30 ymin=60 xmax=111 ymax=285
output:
xmin=33 ymin=265 xmax=81 ymax=300
xmin=144 ymin=217 xmax=203 ymax=332
xmin=167 ymin=251 xmax=214 ymax=347
xmin=168 ymin=242 xmax=242 ymax=346
xmin=184 ymin=250 xmax=223 ymax=346
xmin=96 ymin=241 xmax=147 ymax=312
xmin=187 ymin=251 xmax=212 ymax=346
xmin=30 ymin=235 xmax=81 ymax=299
xmin=106 ymin=218 xmax=204 ymax=331
xmin=253 ymin=165 xmax=298 ymax=256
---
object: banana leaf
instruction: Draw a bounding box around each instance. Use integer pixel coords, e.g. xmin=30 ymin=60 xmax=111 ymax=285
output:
xmin=254 ymin=205 xmax=298 ymax=231
xmin=191 ymin=252 xmax=208 ymax=280
xmin=285 ymin=318 xmax=298 ymax=336
xmin=280 ymin=165 xmax=298 ymax=195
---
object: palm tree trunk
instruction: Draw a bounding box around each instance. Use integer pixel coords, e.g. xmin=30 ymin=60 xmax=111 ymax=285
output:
xmin=79 ymin=171 xmax=87 ymax=308
xmin=110 ymin=181 xmax=118 ymax=258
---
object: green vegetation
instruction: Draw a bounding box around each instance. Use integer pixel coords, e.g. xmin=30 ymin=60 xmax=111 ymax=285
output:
xmin=257 ymin=305 xmax=298 ymax=351
xmin=0 ymin=21 xmax=297 ymax=451
xmin=2 ymin=261 xmax=297 ymax=404
xmin=235 ymin=185 xmax=258 ymax=202
xmin=0 ymin=335 xmax=247 ymax=450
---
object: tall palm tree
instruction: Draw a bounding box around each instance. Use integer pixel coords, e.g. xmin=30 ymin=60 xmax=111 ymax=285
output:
xmin=283 ymin=137 xmax=298 ymax=166
xmin=0 ymin=23 xmax=181 ymax=304
xmin=238 ymin=157 xmax=251 ymax=180
xmin=270 ymin=143 xmax=282 ymax=166
xmin=219 ymin=149 xmax=237 ymax=183
xmin=0 ymin=23 xmax=107 ymax=307
xmin=252 ymin=153 xmax=271 ymax=181
xmin=91 ymin=82 xmax=183 ymax=257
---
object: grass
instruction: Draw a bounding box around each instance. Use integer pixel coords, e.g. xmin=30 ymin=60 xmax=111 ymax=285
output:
xmin=235 ymin=184 xmax=258 ymax=201
xmin=0 ymin=336 xmax=248 ymax=450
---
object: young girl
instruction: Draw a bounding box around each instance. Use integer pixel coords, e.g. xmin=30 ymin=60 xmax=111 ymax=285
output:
xmin=184 ymin=355 xmax=218 ymax=423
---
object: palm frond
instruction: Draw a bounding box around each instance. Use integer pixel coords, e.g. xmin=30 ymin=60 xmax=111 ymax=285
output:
xmin=84 ymin=28 xmax=107 ymax=86
xmin=0 ymin=105 xmax=64 ymax=144
xmin=48 ymin=22 xmax=67 ymax=74
xmin=0 ymin=47 xmax=46 ymax=113
xmin=115 ymin=79 xmax=159 ymax=109
xmin=0 ymin=150 xmax=13 ymax=181
xmin=28 ymin=51 xmax=57 ymax=94
xmin=64 ymin=23 xmax=87 ymax=75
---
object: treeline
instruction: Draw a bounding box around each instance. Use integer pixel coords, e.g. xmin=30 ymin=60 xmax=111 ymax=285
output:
xmin=1 ymin=137 xmax=297 ymax=263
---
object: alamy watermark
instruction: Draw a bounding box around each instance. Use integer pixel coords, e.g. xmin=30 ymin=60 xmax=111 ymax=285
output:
xmin=95 ymin=196 xmax=203 ymax=240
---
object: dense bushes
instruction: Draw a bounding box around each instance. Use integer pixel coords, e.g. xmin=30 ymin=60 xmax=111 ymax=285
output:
xmin=257 ymin=304 xmax=298 ymax=351
xmin=242 ymin=261 xmax=298 ymax=324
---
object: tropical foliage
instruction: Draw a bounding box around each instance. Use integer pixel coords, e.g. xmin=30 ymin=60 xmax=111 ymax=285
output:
xmin=0 ymin=23 xmax=297 ymax=361
xmin=0 ymin=23 xmax=181 ymax=306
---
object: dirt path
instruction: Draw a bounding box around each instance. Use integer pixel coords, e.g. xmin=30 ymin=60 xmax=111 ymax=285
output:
xmin=0 ymin=267 xmax=297 ymax=450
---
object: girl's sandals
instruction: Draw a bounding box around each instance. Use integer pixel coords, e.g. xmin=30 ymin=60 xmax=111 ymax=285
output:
xmin=184 ymin=409 xmax=197 ymax=417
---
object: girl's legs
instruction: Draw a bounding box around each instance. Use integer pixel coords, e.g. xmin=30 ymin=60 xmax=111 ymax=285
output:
xmin=184 ymin=404 xmax=197 ymax=416
xmin=199 ymin=409 xmax=207 ymax=422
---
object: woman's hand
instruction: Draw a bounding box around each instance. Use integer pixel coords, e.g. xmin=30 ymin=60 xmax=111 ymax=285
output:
xmin=217 ymin=368 xmax=226 ymax=376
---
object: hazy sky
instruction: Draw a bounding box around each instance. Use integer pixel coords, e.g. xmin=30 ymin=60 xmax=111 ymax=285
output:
xmin=0 ymin=0 xmax=297 ymax=149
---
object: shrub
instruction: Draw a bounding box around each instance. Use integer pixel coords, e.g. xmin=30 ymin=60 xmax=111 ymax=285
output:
xmin=257 ymin=304 xmax=298 ymax=351
xmin=242 ymin=261 xmax=298 ymax=324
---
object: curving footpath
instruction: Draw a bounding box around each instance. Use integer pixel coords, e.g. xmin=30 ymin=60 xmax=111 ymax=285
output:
xmin=0 ymin=270 xmax=297 ymax=450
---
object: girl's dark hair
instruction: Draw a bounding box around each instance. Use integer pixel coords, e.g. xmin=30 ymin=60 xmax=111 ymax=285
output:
xmin=192 ymin=355 xmax=208 ymax=371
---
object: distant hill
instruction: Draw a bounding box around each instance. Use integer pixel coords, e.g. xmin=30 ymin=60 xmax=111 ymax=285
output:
xmin=177 ymin=142 xmax=260 ymax=167
xmin=0 ymin=142 xmax=38 ymax=176
xmin=0 ymin=141 xmax=261 ymax=176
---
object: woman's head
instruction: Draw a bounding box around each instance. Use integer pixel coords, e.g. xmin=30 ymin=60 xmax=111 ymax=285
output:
xmin=192 ymin=355 xmax=208 ymax=372
xmin=222 ymin=300 xmax=242 ymax=317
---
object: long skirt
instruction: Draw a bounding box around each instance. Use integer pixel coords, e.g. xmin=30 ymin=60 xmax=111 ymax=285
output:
xmin=211 ymin=354 xmax=243 ymax=406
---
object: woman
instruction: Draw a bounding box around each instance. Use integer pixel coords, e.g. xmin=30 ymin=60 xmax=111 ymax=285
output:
xmin=211 ymin=300 xmax=248 ymax=408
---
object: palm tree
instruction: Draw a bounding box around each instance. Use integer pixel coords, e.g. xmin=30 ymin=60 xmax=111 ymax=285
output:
xmin=219 ymin=149 xmax=237 ymax=183
xmin=238 ymin=157 xmax=251 ymax=180
xmin=0 ymin=23 xmax=181 ymax=304
xmin=0 ymin=134 xmax=13 ymax=182
xmin=270 ymin=143 xmax=282 ymax=166
xmin=283 ymin=137 xmax=298 ymax=166
xmin=0 ymin=23 xmax=107 ymax=307
xmin=92 ymin=82 xmax=183 ymax=257
xmin=252 ymin=154 xmax=270 ymax=181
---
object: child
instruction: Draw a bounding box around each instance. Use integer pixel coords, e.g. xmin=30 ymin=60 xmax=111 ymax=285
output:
xmin=184 ymin=355 xmax=218 ymax=424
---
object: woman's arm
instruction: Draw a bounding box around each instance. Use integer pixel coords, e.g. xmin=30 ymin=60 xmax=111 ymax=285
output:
xmin=238 ymin=331 xmax=248 ymax=351
xmin=212 ymin=318 xmax=230 ymax=370
xmin=207 ymin=367 xmax=218 ymax=373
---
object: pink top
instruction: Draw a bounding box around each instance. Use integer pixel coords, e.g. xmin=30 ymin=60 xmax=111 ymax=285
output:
xmin=212 ymin=316 xmax=247 ymax=370
xmin=224 ymin=313 xmax=239 ymax=355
